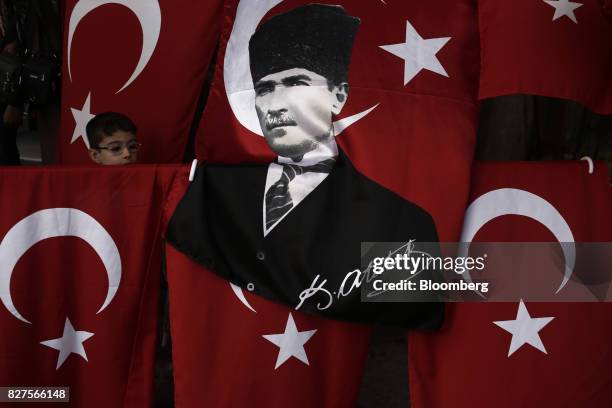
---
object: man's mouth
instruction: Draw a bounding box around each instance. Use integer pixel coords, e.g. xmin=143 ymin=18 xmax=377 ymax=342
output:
xmin=266 ymin=116 xmax=297 ymax=130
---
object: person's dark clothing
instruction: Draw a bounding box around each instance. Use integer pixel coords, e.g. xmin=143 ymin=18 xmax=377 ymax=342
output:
xmin=167 ymin=149 xmax=443 ymax=328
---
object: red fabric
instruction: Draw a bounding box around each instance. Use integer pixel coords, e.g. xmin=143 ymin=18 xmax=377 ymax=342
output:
xmin=196 ymin=0 xmax=480 ymax=241
xmin=409 ymin=161 xmax=612 ymax=408
xmin=58 ymin=0 xmax=223 ymax=164
xmin=0 ymin=165 xmax=181 ymax=407
xmin=603 ymin=0 xmax=612 ymax=20
xmin=479 ymin=0 xmax=612 ymax=114
xmin=166 ymin=244 xmax=372 ymax=407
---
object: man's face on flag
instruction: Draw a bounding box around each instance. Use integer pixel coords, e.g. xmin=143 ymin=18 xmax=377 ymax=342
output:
xmin=254 ymin=67 xmax=348 ymax=159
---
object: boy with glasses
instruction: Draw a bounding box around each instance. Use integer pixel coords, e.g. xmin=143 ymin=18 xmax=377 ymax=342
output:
xmin=86 ymin=112 xmax=141 ymax=165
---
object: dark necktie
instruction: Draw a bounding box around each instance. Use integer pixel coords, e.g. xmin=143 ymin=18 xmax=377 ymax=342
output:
xmin=265 ymin=158 xmax=336 ymax=230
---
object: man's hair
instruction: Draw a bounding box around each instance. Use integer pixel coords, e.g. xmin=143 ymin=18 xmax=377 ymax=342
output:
xmin=86 ymin=112 xmax=137 ymax=148
xmin=249 ymin=4 xmax=360 ymax=85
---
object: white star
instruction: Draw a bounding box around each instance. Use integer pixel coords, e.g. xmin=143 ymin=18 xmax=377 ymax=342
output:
xmin=543 ymin=0 xmax=583 ymax=24
xmin=40 ymin=318 xmax=94 ymax=370
xmin=380 ymin=21 xmax=451 ymax=85
xmin=262 ymin=313 xmax=317 ymax=369
xmin=70 ymin=92 xmax=96 ymax=148
xmin=494 ymin=300 xmax=554 ymax=357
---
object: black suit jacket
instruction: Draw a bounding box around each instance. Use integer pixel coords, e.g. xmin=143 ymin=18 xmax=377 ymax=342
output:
xmin=167 ymin=149 xmax=444 ymax=328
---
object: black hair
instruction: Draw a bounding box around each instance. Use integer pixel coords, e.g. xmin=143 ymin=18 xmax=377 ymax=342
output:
xmin=86 ymin=112 xmax=137 ymax=148
xmin=249 ymin=4 xmax=360 ymax=86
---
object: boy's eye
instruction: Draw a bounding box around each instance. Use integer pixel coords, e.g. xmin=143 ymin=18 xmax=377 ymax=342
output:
xmin=126 ymin=141 xmax=141 ymax=152
xmin=108 ymin=145 xmax=123 ymax=154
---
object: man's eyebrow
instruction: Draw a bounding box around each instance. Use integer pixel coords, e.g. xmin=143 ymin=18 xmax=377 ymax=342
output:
xmin=281 ymin=74 xmax=312 ymax=85
xmin=254 ymin=80 xmax=277 ymax=89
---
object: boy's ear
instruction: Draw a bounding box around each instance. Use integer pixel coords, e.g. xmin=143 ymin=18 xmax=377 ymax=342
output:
xmin=88 ymin=149 xmax=102 ymax=164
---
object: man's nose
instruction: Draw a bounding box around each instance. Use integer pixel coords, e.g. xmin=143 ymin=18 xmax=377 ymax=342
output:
xmin=264 ymin=87 xmax=290 ymax=110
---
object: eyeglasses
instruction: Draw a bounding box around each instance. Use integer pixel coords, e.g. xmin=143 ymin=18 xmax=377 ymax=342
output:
xmin=96 ymin=141 xmax=142 ymax=156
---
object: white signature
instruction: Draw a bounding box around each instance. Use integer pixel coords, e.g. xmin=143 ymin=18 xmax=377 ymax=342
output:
xmin=294 ymin=241 xmax=433 ymax=311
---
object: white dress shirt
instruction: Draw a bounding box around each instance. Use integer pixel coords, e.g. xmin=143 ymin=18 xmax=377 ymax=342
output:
xmin=263 ymin=138 xmax=338 ymax=236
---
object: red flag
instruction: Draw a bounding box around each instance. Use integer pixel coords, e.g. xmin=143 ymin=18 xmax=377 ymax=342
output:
xmin=58 ymin=0 xmax=223 ymax=164
xmin=409 ymin=161 xmax=612 ymax=408
xmin=0 ymin=165 xmax=180 ymax=407
xmin=164 ymin=167 xmax=371 ymax=407
xmin=165 ymin=244 xmax=371 ymax=408
xmin=478 ymin=0 xmax=612 ymax=114
xmin=195 ymin=0 xmax=480 ymax=241
xmin=166 ymin=0 xmax=478 ymax=401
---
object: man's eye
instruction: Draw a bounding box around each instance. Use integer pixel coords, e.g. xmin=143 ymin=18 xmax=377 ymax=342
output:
xmin=108 ymin=146 xmax=123 ymax=154
xmin=288 ymin=80 xmax=308 ymax=86
xmin=255 ymin=86 xmax=274 ymax=96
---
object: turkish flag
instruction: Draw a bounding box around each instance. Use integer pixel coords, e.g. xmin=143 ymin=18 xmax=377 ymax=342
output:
xmin=165 ymin=244 xmax=371 ymax=408
xmin=58 ymin=0 xmax=223 ymax=164
xmin=0 ymin=165 xmax=181 ymax=407
xmin=195 ymin=0 xmax=480 ymax=242
xmin=478 ymin=0 xmax=612 ymax=114
xmin=409 ymin=161 xmax=612 ymax=408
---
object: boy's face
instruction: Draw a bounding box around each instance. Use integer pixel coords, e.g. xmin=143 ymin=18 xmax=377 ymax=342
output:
xmin=88 ymin=131 xmax=139 ymax=165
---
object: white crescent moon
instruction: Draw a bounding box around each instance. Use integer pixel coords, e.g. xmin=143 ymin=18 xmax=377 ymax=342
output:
xmin=230 ymin=282 xmax=257 ymax=313
xmin=224 ymin=0 xmax=378 ymax=137
xmin=0 ymin=208 xmax=122 ymax=324
xmin=68 ymin=0 xmax=162 ymax=93
xmin=458 ymin=188 xmax=575 ymax=294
